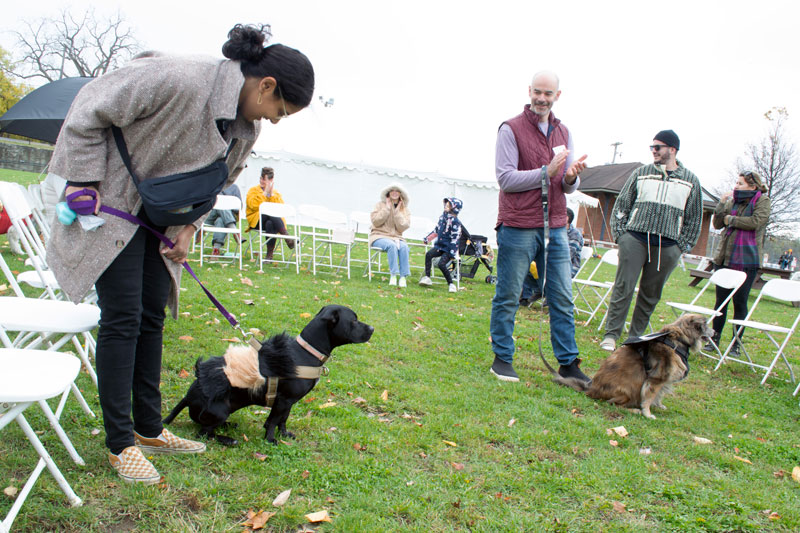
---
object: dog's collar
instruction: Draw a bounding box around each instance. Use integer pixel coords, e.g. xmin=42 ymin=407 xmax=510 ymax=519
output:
xmin=296 ymin=335 xmax=330 ymax=363
xmin=656 ymin=337 xmax=691 ymax=371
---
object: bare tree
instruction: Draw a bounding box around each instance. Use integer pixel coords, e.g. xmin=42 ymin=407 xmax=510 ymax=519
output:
xmin=3 ymin=8 xmax=140 ymax=82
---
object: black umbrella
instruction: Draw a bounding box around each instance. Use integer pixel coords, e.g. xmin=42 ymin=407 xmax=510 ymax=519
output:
xmin=0 ymin=77 xmax=93 ymax=144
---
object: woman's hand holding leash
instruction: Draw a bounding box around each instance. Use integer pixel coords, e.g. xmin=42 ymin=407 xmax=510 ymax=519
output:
xmin=64 ymin=185 xmax=100 ymax=214
xmin=163 ymin=224 xmax=195 ymax=263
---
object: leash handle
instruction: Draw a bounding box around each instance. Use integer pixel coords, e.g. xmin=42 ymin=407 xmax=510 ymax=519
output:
xmin=65 ymin=189 xmax=241 ymax=331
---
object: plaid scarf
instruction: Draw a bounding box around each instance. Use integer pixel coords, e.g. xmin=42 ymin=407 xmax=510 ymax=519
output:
xmin=727 ymin=189 xmax=761 ymax=270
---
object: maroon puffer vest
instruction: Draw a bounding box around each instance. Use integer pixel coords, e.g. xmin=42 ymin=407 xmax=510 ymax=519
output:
xmin=496 ymin=106 xmax=569 ymax=229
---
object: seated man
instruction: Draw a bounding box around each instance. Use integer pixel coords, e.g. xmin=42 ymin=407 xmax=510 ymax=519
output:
xmin=245 ymin=167 xmax=294 ymax=260
xmin=205 ymin=183 xmax=242 ymax=255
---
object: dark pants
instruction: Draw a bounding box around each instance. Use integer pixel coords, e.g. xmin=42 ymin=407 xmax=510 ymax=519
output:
xmin=95 ymin=221 xmax=171 ymax=455
xmin=712 ymin=266 xmax=758 ymax=340
xmin=259 ymin=214 xmax=293 ymax=256
xmin=425 ymin=248 xmax=454 ymax=284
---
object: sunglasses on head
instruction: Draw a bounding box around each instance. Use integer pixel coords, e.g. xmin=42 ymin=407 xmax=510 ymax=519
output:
xmin=649 ymin=144 xmax=670 ymax=152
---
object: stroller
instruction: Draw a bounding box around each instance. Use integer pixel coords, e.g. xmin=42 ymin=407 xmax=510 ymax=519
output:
xmin=441 ymin=226 xmax=496 ymax=284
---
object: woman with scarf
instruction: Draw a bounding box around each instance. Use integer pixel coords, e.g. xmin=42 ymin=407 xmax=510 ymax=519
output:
xmin=707 ymin=171 xmax=771 ymax=355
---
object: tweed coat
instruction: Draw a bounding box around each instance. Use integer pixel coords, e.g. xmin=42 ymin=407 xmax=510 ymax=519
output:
xmin=46 ymin=54 xmax=260 ymax=317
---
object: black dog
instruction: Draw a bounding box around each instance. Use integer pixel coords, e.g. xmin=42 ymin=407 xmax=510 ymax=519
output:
xmin=163 ymin=305 xmax=373 ymax=445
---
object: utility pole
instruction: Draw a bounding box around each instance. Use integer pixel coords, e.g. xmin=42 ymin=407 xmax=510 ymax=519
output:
xmin=610 ymin=142 xmax=622 ymax=164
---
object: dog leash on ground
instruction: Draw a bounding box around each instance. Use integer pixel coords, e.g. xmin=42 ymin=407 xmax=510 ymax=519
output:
xmin=63 ymin=189 xmax=330 ymax=394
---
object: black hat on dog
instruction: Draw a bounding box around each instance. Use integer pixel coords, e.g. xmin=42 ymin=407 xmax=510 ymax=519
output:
xmin=653 ymin=129 xmax=680 ymax=151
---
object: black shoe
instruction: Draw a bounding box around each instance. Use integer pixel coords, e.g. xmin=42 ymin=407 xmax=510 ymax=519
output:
xmin=519 ymin=298 xmax=532 ymax=308
xmin=531 ymin=292 xmax=543 ymax=303
xmin=703 ymin=335 xmax=720 ymax=352
xmin=558 ymin=359 xmax=591 ymax=384
xmin=490 ymin=356 xmax=519 ymax=382
xmin=729 ymin=342 xmax=741 ymax=358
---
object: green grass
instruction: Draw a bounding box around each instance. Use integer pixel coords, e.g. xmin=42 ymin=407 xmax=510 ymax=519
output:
xmin=1 ymin=233 xmax=799 ymax=532
xmin=0 ymin=168 xmax=42 ymax=187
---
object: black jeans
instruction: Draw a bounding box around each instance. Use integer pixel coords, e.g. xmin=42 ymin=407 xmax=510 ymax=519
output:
xmin=95 ymin=221 xmax=171 ymax=454
xmin=258 ymin=214 xmax=293 ymax=256
xmin=425 ymin=248 xmax=454 ymax=284
xmin=712 ymin=266 xmax=758 ymax=340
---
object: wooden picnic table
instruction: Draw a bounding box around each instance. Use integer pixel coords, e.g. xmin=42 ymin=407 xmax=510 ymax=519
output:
xmin=688 ymin=263 xmax=798 ymax=305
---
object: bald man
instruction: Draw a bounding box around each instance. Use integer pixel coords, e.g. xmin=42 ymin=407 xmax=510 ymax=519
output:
xmin=489 ymin=70 xmax=589 ymax=383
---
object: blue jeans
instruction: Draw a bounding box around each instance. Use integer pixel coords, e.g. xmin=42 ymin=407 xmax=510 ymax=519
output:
xmin=206 ymin=208 xmax=236 ymax=247
xmin=490 ymin=225 xmax=578 ymax=365
xmin=372 ymin=238 xmax=410 ymax=277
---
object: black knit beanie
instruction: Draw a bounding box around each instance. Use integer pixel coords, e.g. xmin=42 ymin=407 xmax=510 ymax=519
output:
xmin=653 ymin=129 xmax=680 ymax=150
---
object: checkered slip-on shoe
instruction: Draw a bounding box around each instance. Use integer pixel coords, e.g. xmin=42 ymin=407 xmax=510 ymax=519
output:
xmin=134 ymin=428 xmax=206 ymax=455
xmin=108 ymin=446 xmax=161 ymax=485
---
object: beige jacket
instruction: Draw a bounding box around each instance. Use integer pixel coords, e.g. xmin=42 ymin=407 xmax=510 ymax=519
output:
xmin=46 ymin=54 xmax=259 ymax=317
xmin=368 ymin=183 xmax=411 ymax=246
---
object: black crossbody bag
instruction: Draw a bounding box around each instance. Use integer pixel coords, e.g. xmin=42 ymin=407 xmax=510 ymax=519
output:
xmin=111 ymin=125 xmax=236 ymax=227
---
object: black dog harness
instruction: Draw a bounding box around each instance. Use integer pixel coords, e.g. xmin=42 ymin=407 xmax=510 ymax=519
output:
xmin=247 ymin=335 xmax=330 ymax=407
xmin=622 ymin=333 xmax=690 ymax=375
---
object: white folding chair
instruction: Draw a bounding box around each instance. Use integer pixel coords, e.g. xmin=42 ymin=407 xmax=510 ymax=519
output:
xmin=714 ymin=278 xmax=800 ymax=384
xmin=666 ymin=268 xmax=747 ymax=360
xmin=794 ymin=381 xmax=800 ymax=406
xmin=297 ymin=205 xmax=354 ymax=278
xmin=0 ymin=253 xmax=99 ymax=398
xmin=257 ymin=202 xmax=300 ymax=273
xmin=572 ymin=249 xmax=618 ymax=326
xmin=406 ymin=216 xmax=434 ymax=275
xmin=572 ymin=246 xmax=595 ymax=279
xmin=348 ymin=211 xmax=373 ymax=276
xmin=199 ymin=194 xmax=243 ymax=270
xmin=0 ymin=349 xmax=85 ymax=531
xmin=25 ymin=183 xmax=51 ymax=242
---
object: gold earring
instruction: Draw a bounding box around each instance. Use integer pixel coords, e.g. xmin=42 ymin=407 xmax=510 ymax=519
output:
xmin=257 ymin=92 xmax=263 ymax=105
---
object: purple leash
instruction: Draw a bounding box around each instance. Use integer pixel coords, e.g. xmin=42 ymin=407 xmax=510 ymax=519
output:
xmin=66 ymin=188 xmax=242 ymax=332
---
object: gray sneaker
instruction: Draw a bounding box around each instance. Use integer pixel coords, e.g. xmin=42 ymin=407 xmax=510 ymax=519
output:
xmin=599 ymin=336 xmax=616 ymax=352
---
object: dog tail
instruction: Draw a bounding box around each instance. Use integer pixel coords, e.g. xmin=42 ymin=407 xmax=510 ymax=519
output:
xmin=163 ymin=395 xmax=189 ymax=424
xmin=538 ymin=351 xmax=591 ymax=392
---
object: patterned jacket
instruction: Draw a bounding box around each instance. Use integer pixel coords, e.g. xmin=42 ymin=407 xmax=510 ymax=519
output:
xmin=568 ymin=224 xmax=584 ymax=277
xmin=432 ymin=197 xmax=463 ymax=256
xmin=609 ymin=161 xmax=703 ymax=252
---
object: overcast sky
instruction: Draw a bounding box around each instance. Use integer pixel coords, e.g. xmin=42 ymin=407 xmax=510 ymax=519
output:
xmin=4 ymin=0 xmax=800 ymax=191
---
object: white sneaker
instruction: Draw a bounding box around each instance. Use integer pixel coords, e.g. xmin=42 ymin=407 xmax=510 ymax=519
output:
xmin=418 ymin=276 xmax=433 ymax=286
xmin=389 ymin=275 xmax=397 ymax=286
xmin=398 ymin=277 xmax=407 ymax=288
xmin=599 ymin=337 xmax=616 ymax=351
xmin=448 ymin=283 xmax=457 ymax=293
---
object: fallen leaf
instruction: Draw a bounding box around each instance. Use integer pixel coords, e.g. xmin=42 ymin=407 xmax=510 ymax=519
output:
xmin=243 ymin=299 xmax=255 ymax=305
xmin=639 ymin=447 xmax=652 ymax=455
xmin=508 ymin=418 xmax=516 ymax=427
xmin=253 ymin=452 xmax=268 ymax=461
xmin=611 ymin=426 xmax=628 ymax=438
xmin=178 ymin=369 xmax=190 ymax=378
xmin=242 ymin=433 xmax=249 ymax=442
xmin=299 ymin=312 xmax=312 ymax=318
xmin=301 ymin=470 xmax=310 ymax=479
xmin=773 ymin=470 xmax=786 ymax=478
xmin=612 ymin=501 xmax=627 ymax=513
xmin=381 ymin=390 xmax=389 ymax=401
xmin=178 ymin=335 xmax=194 ymax=342
xmin=352 ymin=396 xmax=367 ymax=404
xmin=609 ymin=440 xmax=619 ymax=447
xmin=406 ymin=480 xmax=414 ymax=486
xmin=353 ymin=443 xmax=366 ymax=451
xmin=419 ymin=452 xmax=427 ymax=458
xmin=220 ymin=338 xmax=240 ymax=342
xmin=240 ymin=277 xmax=254 ymax=286
xmin=451 ymin=462 xmax=465 ymax=470
xmin=4 ymin=486 xmax=18 ymax=498
xmin=769 ymin=512 xmax=781 ymax=521
xmin=243 ymin=509 xmax=275 ymax=529
xmin=272 ymin=489 xmax=291 ymax=506
xmin=693 ymin=436 xmax=713 ymax=445
xmin=319 ymin=401 xmax=337 ymax=409
xmin=792 ymin=466 xmax=800 ymax=483
xmin=305 ymin=510 xmax=332 ymax=523
xmin=443 ymin=440 xmax=457 ymax=447
xmin=91 ymin=429 xmax=101 ymax=436
xmin=733 ymin=455 xmax=752 ymax=464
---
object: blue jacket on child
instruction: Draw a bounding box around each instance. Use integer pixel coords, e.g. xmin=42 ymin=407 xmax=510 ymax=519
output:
xmin=432 ymin=197 xmax=463 ymax=257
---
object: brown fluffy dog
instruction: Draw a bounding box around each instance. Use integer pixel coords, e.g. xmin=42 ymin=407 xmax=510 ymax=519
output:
xmin=542 ymin=314 xmax=713 ymax=418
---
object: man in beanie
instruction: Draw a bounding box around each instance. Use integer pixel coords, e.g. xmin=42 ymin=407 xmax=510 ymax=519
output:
xmin=489 ymin=70 xmax=589 ymax=383
xmin=599 ymin=130 xmax=703 ymax=351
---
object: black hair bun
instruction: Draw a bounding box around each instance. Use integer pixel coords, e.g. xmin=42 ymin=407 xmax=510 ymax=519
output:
xmin=221 ymin=24 xmax=272 ymax=62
